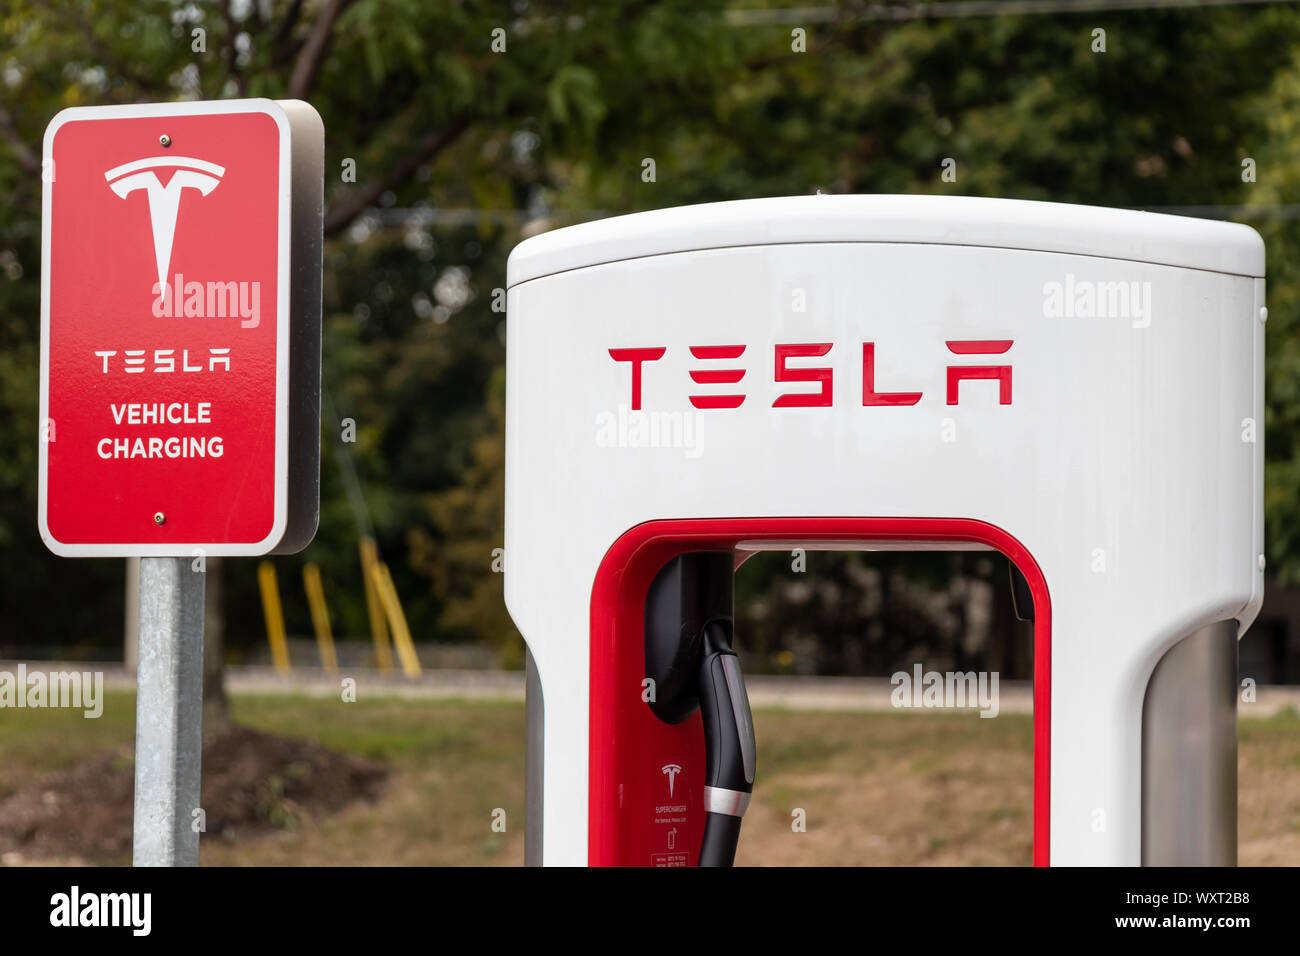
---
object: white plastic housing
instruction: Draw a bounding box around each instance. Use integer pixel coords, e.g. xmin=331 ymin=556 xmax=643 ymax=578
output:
xmin=505 ymin=195 xmax=1264 ymax=866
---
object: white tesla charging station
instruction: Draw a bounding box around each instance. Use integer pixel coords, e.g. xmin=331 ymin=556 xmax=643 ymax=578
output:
xmin=504 ymin=195 xmax=1264 ymax=866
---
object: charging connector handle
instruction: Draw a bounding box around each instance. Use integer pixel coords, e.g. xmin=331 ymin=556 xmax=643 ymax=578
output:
xmin=643 ymin=553 xmax=755 ymax=867
xmin=697 ymin=620 xmax=756 ymax=866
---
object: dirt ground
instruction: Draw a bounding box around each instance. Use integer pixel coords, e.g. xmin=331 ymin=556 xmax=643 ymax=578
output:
xmin=0 ymin=692 xmax=1296 ymax=866
xmin=0 ymin=724 xmax=386 ymax=864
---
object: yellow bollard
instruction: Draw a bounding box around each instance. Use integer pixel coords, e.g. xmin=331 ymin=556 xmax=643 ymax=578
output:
xmin=372 ymin=561 xmax=422 ymax=677
xmin=302 ymin=563 xmax=339 ymax=673
xmin=257 ymin=560 xmax=291 ymax=674
xmin=359 ymin=537 xmax=393 ymax=673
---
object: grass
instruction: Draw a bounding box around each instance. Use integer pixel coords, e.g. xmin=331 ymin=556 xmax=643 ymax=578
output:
xmin=1 ymin=692 xmax=1298 ymax=865
xmin=207 ymin=694 xmax=528 ymax=865
xmin=0 ymin=691 xmax=136 ymax=801
xmin=739 ymin=708 xmax=1035 ymax=865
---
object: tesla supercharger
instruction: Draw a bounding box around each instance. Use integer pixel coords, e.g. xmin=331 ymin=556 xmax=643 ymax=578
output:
xmin=504 ymin=195 xmax=1264 ymax=866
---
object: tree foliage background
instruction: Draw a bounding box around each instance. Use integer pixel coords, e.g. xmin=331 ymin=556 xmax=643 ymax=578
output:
xmin=3 ymin=0 xmax=1300 ymax=675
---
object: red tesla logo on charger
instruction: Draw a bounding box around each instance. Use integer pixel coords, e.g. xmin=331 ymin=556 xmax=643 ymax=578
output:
xmin=609 ymin=340 xmax=1014 ymax=409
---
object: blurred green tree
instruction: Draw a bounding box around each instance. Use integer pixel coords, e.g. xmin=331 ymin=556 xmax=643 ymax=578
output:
xmin=4 ymin=1 xmax=1300 ymax=679
xmin=0 ymin=0 xmax=757 ymax=670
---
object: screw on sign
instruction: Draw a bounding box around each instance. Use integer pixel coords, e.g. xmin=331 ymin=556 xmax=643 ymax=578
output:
xmin=38 ymin=99 xmax=324 ymax=867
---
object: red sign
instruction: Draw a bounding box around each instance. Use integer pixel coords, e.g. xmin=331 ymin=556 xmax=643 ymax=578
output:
xmin=39 ymin=100 xmax=319 ymax=557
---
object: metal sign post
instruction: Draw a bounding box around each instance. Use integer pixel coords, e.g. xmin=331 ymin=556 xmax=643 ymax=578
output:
xmin=132 ymin=557 xmax=205 ymax=867
xmin=38 ymin=98 xmax=324 ymax=866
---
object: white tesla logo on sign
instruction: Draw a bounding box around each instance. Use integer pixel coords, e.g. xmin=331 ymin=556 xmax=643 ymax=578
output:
xmin=104 ymin=156 xmax=225 ymax=290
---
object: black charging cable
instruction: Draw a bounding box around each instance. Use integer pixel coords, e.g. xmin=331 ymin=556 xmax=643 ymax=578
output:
xmin=696 ymin=619 xmax=755 ymax=866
